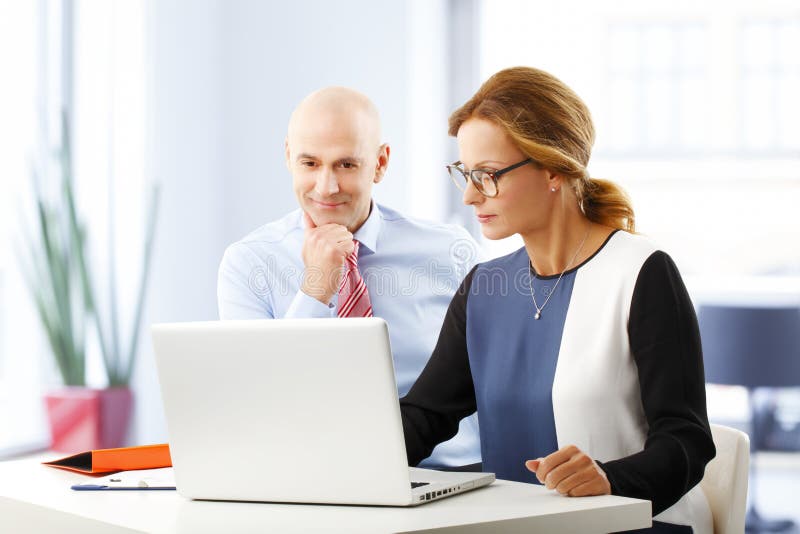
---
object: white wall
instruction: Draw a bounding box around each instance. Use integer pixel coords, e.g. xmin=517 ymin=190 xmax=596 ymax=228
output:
xmin=131 ymin=0 xmax=449 ymax=444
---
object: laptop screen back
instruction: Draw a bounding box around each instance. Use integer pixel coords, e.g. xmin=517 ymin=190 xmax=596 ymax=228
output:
xmin=152 ymin=318 xmax=415 ymax=505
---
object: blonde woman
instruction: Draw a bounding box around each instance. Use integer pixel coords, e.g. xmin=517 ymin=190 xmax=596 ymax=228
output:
xmin=400 ymin=67 xmax=714 ymax=534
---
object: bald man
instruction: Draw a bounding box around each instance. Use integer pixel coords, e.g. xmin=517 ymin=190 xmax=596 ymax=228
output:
xmin=217 ymin=87 xmax=482 ymax=469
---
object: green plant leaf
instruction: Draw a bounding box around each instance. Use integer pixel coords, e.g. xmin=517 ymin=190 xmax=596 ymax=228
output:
xmin=17 ymin=117 xmax=88 ymax=387
xmin=18 ymin=110 xmax=159 ymax=388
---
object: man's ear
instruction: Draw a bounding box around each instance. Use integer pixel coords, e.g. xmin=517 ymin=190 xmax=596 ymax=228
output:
xmin=285 ymin=138 xmax=291 ymax=171
xmin=374 ymin=143 xmax=390 ymax=184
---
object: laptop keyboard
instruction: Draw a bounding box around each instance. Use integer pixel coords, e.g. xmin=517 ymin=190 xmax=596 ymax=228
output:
xmin=411 ymin=482 xmax=430 ymax=489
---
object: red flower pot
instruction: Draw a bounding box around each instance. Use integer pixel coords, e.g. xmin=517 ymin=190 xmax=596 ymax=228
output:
xmin=44 ymin=387 xmax=133 ymax=453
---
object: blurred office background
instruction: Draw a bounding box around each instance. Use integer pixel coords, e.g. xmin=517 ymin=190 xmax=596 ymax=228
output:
xmin=1 ymin=0 xmax=798 ymax=526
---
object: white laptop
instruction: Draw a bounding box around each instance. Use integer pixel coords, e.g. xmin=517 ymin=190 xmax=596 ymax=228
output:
xmin=151 ymin=317 xmax=494 ymax=506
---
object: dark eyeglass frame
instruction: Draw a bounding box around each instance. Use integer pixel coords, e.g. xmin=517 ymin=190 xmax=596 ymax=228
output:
xmin=446 ymin=158 xmax=534 ymax=198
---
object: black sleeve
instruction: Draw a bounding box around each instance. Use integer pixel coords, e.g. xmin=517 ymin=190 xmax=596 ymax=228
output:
xmin=400 ymin=267 xmax=479 ymax=466
xmin=599 ymin=251 xmax=716 ymax=515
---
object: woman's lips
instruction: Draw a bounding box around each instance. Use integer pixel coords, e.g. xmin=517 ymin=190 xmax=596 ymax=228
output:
xmin=476 ymin=214 xmax=496 ymax=224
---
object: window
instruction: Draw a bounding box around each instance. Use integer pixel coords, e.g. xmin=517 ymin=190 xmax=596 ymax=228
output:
xmin=477 ymin=0 xmax=800 ymax=275
xmin=0 ymin=1 xmax=51 ymax=455
xmin=604 ymin=22 xmax=709 ymax=156
xmin=740 ymin=18 xmax=800 ymax=154
xmin=0 ymin=0 xmax=148 ymax=456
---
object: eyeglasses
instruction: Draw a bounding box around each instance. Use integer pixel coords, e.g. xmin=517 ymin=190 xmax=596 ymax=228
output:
xmin=446 ymin=158 xmax=534 ymax=198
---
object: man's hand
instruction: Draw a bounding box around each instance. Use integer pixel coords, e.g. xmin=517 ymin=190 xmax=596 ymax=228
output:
xmin=300 ymin=212 xmax=355 ymax=305
xmin=525 ymin=445 xmax=611 ymax=497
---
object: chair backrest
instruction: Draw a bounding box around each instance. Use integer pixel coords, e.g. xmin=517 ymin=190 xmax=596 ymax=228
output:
xmin=700 ymin=424 xmax=750 ymax=534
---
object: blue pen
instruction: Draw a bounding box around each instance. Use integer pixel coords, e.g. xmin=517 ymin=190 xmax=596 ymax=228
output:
xmin=71 ymin=483 xmax=176 ymax=491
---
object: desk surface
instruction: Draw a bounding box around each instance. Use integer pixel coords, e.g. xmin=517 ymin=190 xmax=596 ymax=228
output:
xmin=0 ymin=459 xmax=651 ymax=533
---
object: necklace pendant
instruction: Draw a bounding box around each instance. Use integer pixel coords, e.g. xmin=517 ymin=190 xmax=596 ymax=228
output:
xmin=534 ymin=311 xmax=541 ymax=320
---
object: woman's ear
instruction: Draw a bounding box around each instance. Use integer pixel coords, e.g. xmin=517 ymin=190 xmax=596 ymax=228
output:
xmin=548 ymin=171 xmax=563 ymax=193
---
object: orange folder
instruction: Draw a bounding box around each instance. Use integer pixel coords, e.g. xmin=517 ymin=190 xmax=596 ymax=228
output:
xmin=43 ymin=444 xmax=172 ymax=475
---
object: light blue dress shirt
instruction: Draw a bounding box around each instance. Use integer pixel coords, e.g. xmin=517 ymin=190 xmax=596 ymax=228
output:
xmin=217 ymin=202 xmax=482 ymax=467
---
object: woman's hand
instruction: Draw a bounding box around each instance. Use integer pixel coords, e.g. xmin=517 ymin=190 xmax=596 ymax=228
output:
xmin=525 ymin=445 xmax=611 ymax=497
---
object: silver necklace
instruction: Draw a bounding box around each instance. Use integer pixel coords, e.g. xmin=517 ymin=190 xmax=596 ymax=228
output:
xmin=529 ymin=228 xmax=590 ymax=320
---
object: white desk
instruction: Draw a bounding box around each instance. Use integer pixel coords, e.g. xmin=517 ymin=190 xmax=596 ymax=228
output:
xmin=0 ymin=459 xmax=651 ymax=533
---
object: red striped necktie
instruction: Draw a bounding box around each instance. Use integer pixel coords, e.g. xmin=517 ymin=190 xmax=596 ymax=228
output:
xmin=337 ymin=240 xmax=373 ymax=318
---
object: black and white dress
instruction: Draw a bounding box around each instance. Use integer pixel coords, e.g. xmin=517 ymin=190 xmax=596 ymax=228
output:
xmin=401 ymin=230 xmax=715 ymax=534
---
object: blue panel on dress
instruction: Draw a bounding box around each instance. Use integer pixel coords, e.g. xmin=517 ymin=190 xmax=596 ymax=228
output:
xmin=466 ymin=247 xmax=577 ymax=484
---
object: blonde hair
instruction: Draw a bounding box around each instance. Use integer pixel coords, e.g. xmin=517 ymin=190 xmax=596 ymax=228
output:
xmin=448 ymin=67 xmax=635 ymax=233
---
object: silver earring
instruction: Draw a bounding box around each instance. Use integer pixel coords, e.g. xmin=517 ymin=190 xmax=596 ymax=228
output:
xmin=551 ymin=187 xmax=556 ymax=192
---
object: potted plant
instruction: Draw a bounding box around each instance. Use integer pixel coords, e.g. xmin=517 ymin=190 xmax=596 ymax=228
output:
xmin=20 ymin=113 xmax=159 ymax=453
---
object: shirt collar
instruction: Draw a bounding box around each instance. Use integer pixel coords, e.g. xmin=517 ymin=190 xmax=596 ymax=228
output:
xmin=352 ymin=201 xmax=381 ymax=256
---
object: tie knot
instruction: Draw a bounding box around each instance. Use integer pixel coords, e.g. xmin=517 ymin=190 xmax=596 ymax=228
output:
xmin=345 ymin=240 xmax=360 ymax=269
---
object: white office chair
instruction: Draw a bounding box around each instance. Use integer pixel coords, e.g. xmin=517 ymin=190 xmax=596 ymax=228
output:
xmin=700 ymin=423 xmax=750 ymax=534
